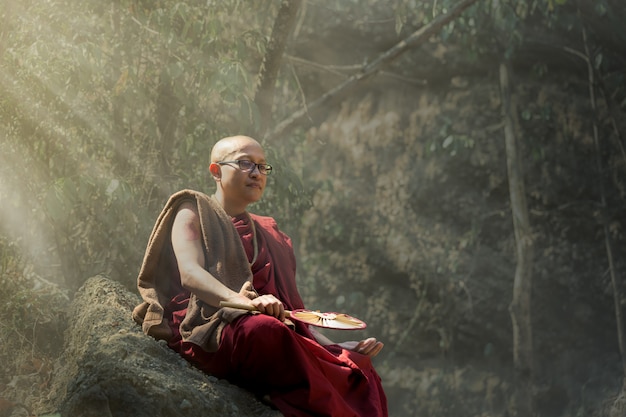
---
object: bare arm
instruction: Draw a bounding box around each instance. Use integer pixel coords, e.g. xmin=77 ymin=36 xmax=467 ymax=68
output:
xmin=172 ymin=202 xmax=244 ymax=306
xmin=171 ymin=202 xmax=285 ymax=320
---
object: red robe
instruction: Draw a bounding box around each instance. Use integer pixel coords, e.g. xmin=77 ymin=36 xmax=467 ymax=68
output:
xmin=167 ymin=212 xmax=388 ymax=417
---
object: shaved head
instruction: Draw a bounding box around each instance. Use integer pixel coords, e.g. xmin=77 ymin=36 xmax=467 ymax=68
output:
xmin=210 ymin=135 xmax=263 ymax=163
xmin=208 ymin=135 xmax=267 ymax=215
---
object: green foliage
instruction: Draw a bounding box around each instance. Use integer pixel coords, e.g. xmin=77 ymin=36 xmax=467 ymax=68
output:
xmin=0 ymin=0 xmax=307 ymax=288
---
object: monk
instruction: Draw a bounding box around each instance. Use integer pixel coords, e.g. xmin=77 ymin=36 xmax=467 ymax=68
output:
xmin=133 ymin=135 xmax=388 ymax=417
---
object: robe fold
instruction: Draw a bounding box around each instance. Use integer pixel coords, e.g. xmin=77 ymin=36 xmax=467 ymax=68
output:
xmin=136 ymin=190 xmax=388 ymax=417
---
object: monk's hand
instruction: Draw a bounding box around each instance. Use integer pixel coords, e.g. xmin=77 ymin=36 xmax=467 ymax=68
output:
xmin=251 ymin=294 xmax=285 ymax=322
xmin=238 ymin=281 xmax=258 ymax=300
xmin=339 ymin=337 xmax=384 ymax=358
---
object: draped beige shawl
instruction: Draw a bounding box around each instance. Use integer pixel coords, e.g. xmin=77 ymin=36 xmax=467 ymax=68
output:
xmin=132 ymin=189 xmax=251 ymax=352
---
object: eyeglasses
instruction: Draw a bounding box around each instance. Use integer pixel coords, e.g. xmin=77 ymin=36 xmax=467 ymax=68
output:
xmin=217 ymin=160 xmax=273 ymax=175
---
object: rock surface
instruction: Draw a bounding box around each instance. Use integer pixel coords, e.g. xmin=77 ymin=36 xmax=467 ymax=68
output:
xmin=38 ymin=275 xmax=281 ymax=417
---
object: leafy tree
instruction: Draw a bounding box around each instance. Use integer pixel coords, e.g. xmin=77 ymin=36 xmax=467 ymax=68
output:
xmin=0 ymin=0 xmax=305 ymax=288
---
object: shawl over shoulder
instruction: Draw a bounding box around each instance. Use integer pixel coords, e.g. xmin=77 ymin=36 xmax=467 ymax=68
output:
xmin=132 ymin=189 xmax=252 ymax=352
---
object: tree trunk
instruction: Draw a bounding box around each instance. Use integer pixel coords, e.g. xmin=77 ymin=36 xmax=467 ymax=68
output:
xmin=581 ymin=22 xmax=626 ymax=378
xmin=560 ymin=12 xmax=626 ymax=380
xmin=110 ymin=1 xmax=130 ymax=177
xmin=499 ymin=61 xmax=535 ymax=417
xmin=156 ymin=69 xmax=180 ymax=177
xmin=254 ymin=0 xmax=302 ymax=137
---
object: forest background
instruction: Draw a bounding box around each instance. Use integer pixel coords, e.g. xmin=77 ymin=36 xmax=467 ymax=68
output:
xmin=1 ymin=0 xmax=626 ymax=416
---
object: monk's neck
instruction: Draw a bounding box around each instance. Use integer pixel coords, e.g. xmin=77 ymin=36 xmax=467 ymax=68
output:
xmin=213 ymin=191 xmax=247 ymax=217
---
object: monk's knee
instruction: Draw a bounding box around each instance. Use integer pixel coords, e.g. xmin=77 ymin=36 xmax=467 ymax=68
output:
xmin=235 ymin=314 xmax=294 ymax=351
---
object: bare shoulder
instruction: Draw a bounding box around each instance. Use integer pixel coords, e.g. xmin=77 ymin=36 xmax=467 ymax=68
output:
xmin=173 ymin=201 xmax=201 ymax=240
xmin=176 ymin=200 xmax=199 ymax=217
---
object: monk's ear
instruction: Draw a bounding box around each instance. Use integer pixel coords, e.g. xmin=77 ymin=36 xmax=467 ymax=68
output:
xmin=209 ymin=163 xmax=221 ymax=180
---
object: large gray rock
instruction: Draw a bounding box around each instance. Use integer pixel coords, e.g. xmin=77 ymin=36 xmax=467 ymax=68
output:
xmin=39 ymin=275 xmax=280 ymax=417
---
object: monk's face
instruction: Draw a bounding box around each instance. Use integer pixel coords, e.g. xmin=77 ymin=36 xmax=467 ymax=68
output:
xmin=211 ymin=136 xmax=267 ymax=209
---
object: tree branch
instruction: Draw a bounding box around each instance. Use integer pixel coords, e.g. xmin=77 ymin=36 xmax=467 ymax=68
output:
xmin=285 ymin=54 xmax=428 ymax=85
xmin=267 ymin=0 xmax=480 ymax=141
